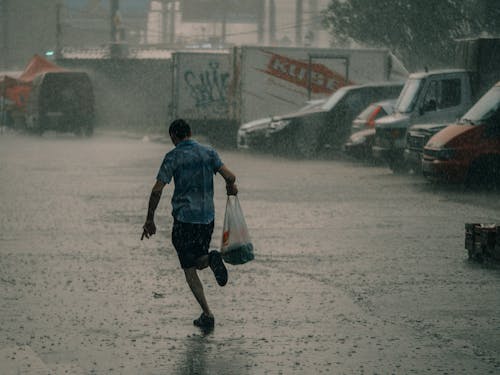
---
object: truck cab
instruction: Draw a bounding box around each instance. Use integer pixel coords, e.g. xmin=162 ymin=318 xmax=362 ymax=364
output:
xmin=422 ymin=81 xmax=500 ymax=186
xmin=404 ymin=122 xmax=450 ymax=172
xmin=373 ymin=70 xmax=472 ymax=172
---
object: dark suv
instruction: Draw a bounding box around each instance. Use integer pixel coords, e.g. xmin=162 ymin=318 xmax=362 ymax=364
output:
xmin=25 ymin=71 xmax=95 ymax=136
xmin=265 ymin=82 xmax=403 ymax=157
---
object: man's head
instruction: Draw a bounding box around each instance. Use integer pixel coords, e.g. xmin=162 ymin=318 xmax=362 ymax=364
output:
xmin=169 ymin=119 xmax=191 ymax=145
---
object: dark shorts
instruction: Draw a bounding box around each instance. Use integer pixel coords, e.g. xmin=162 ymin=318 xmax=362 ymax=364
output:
xmin=171 ymin=220 xmax=214 ymax=269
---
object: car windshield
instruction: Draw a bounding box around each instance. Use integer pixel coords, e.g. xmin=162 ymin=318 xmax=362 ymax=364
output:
xmin=321 ymin=86 xmax=349 ymax=111
xmin=396 ymin=78 xmax=423 ymax=113
xmin=460 ymin=86 xmax=500 ymax=125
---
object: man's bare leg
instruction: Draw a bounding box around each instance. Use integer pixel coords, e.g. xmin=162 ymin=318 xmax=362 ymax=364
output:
xmin=183 ymin=267 xmax=213 ymax=317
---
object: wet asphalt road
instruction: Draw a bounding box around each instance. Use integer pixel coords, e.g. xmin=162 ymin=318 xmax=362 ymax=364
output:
xmin=1 ymin=131 xmax=500 ymax=375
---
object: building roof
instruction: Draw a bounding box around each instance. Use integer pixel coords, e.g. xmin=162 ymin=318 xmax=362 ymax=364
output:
xmin=60 ymin=46 xmax=173 ymax=59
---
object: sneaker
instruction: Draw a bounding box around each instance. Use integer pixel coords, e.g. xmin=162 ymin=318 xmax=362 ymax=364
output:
xmin=209 ymin=250 xmax=228 ymax=286
xmin=193 ymin=313 xmax=214 ymax=329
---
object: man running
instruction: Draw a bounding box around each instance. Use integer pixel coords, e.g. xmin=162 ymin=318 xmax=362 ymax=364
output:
xmin=141 ymin=119 xmax=238 ymax=330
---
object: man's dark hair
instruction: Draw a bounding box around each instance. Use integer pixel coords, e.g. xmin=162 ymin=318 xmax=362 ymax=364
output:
xmin=169 ymin=119 xmax=191 ymax=139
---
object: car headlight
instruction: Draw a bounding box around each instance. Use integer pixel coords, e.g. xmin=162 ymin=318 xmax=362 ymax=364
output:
xmin=434 ymin=148 xmax=455 ymax=160
xmin=269 ymin=120 xmax=291 ymax=132
xmin=349 ymin=134 xmax=366 ymax=145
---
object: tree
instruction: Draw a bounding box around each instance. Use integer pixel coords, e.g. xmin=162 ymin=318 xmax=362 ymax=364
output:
xmin=322 ymin=0 xmax=497 ymax=71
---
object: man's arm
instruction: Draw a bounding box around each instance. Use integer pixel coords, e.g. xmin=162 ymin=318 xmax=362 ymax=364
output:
xmin=218 ymin=165 xmax=238 ymax=195
xmin=141 ymin=180 xmax=165 ymax=240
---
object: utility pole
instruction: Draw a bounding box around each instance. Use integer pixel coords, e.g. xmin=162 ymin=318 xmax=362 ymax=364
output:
xmin=1 ymin=0 xmax=8 ymax=69
xmin=295 ymin=0 xmax=303 ymax=46
xmin=110 ymin=0 xmax=125 ymax=58
xmin=257 ymin=0 xmax=264 ymax=44
xmin=55 ymin=1 xmax=62 ymax=59
xmin=269 ymin=0 xmax=276 ymax=45
xmin=221 ymin=2 xmax=227 ymax=46
xmin=309 ymin=0 xmax=318 ymax=31
xmin=0 ymin=0 xmax=7 ymax=127
xmin=110 ymin=0 xmax=119 ymax=43
xmin=309 ymin=0 xmax=318 ymax=19
xmin=168 ymin=1 xmax=175 ymax=45
xmin=161 ymin=0 xmax=167 ymax=45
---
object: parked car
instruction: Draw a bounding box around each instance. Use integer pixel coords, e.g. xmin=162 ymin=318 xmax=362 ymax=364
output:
xmin=236 ymin=99 xmax=326 ymax=151
xmin=422 ymin=81 xmax=500 ymax=186
xmin=351 ymin=100 xmax=397 ymax=133
xmin=266 ymin=82 xmax=403 ymax=157
xmin=404 ymin=123 xmax=449 ymax=173
xmin=344 ymin=99 xmax=397 ymax=159
xmin=237 ymin=116 xmax=272 ymax=150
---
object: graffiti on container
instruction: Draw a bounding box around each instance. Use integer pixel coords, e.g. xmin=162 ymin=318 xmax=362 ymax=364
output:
xmin=184 ymin=61 xmax=230 ymax=114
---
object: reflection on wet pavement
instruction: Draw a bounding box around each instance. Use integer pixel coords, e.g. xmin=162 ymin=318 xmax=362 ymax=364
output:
xmin=1 ymin=132 xmax=500 ymax=374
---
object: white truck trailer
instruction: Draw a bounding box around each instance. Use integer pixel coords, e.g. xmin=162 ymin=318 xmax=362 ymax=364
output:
xmin=170 ymin=46 xmax=408 ymax=145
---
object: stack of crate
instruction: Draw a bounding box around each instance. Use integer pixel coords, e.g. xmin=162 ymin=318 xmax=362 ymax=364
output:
xmin=464 ymin=223 xmax=500 ymax=262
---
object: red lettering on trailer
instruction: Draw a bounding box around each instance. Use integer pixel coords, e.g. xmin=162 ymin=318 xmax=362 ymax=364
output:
xmin=262 ymin=52 xmax=353 ymax=94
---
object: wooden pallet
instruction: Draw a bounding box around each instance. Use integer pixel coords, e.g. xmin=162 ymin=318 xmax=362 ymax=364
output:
xmin=465 ymin=223 xmax=500 ymax=262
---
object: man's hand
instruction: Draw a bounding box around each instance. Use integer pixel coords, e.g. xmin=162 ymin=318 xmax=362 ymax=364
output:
xmin=226 ymin=183 xmax=238 ymax=196
xmin=219 ymin=165 xmax=237 ymax=195
xmin=142 ymin=181 xmax=164 ymax=241
xmin=141 ymin=220 xmax=156 ymax=240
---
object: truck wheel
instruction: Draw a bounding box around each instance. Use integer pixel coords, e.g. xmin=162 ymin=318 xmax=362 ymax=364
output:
xmin=294 ymin=122 xmax=319 ymax=158
xmin=475 ymin=248 xmax=484 ymax=263
xmin=465 ymin=161 xmax=479 ymax=188
xmin=411 ymin=162 xmax=423 ymax=176
xmin=467 ymin=248 xmax=474 ymax=260
xmin=82 ymin=124 xmax=94 ymax=137
xmin=465 ymin=158 xmax=491 ymax=188
xmin=490 ymin=156 xmax=500 ymax=188
xmin=34 ymin=117 xmax=44 ymax=136
xmin=74 ymin=117 xmax=94 ymax=137
xmin=467 ymin=156 xmax=500 ymax=189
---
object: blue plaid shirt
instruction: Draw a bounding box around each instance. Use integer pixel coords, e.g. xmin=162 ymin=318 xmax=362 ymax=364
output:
xmin=156 ymin=139 xmax=223 ymax=224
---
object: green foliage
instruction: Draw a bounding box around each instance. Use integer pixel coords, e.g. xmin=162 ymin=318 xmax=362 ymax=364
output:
xmin=322 ymin=0 xmax=498 ymax=71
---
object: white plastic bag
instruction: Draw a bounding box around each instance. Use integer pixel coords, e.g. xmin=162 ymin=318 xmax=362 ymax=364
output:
xmin=220 ymin=196 xmax=254 ymax=265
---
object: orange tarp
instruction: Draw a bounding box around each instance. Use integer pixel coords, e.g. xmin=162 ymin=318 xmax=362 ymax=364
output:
xmin=0 ymin=76 xmax=29 ymax=109
xmin=1 ymin=55 xmax=66 ymax=109
xmin=5 ymin=85 xmax=32 ymax=108
xmin=18 ymin=54 xmax=66 ymax=83
xmin=0 ymin=75 xmax=20 ymax=89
